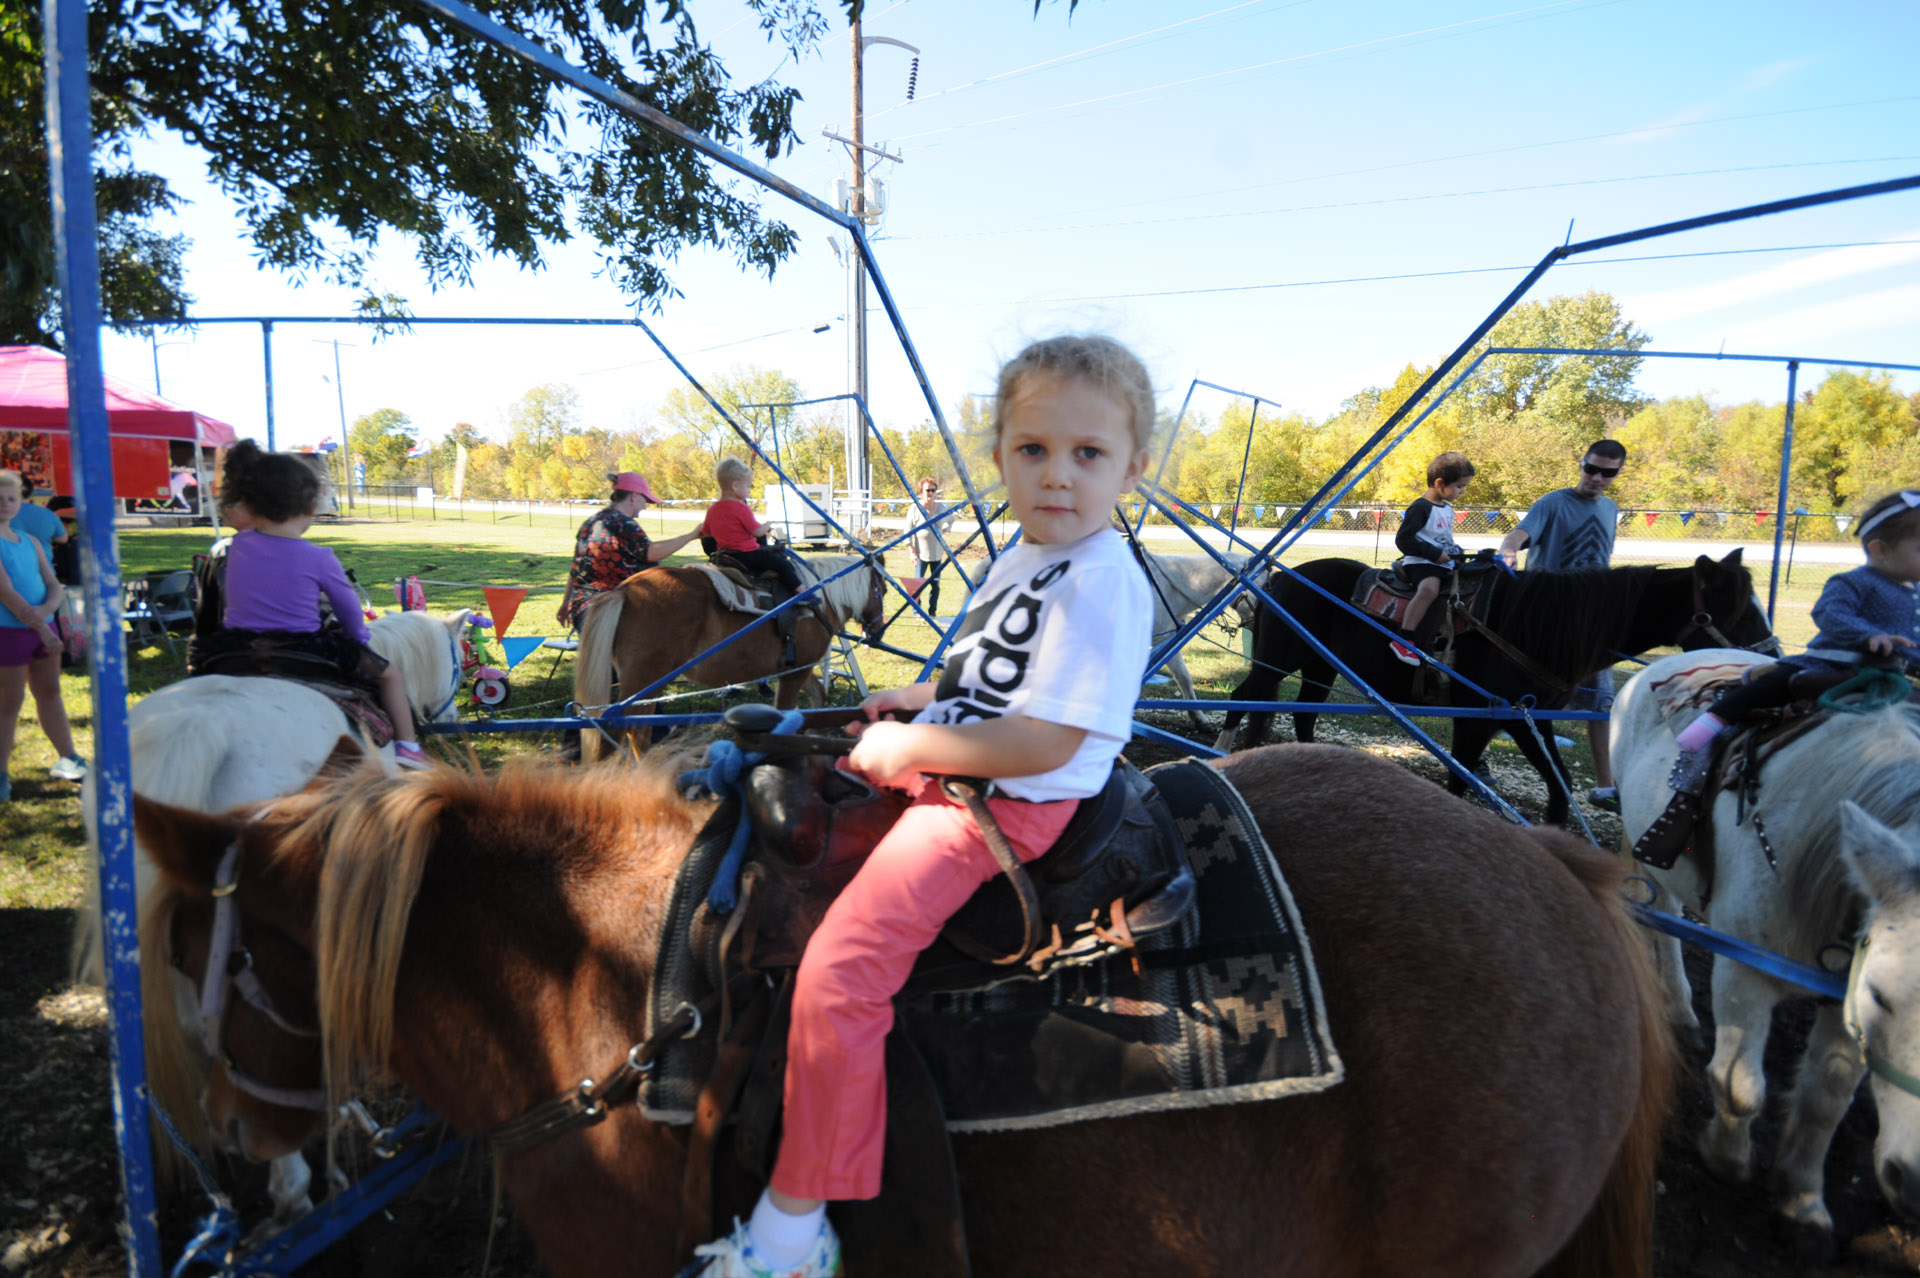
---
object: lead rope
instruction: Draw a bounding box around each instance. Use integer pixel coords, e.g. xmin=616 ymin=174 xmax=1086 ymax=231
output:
xmin=148 ymin=1096 xmax=242 ymax=1277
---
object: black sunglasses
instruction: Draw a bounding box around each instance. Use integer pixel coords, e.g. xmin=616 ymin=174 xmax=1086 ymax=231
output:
xmin=1581 ymin=462 xmax=1620 ymax=478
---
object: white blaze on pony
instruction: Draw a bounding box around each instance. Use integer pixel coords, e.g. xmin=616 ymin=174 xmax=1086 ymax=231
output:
xmin=72 ymin=607 xmax=470 ymax=1225
xmin=1613 ymin=649 xmax=1920 ymax=1259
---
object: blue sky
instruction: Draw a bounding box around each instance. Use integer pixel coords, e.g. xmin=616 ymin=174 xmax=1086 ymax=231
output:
xmin=98 ymin=0 xmax=1920 ymax=460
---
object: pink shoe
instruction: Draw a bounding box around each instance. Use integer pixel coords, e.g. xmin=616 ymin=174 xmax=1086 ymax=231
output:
xmin=393 ymin=741 xmax=431 ymax=771
xmin=1388 ymin=639 xmax=1422 ymax=666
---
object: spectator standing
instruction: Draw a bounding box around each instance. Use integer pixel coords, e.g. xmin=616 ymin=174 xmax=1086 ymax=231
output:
xmin=1496 ymin=439 xmax=1628 ymax=810
xmin=0 ymin=470 xmax=86 ymax=800
xmin=909 ymin=477 xmax=948 ymax=616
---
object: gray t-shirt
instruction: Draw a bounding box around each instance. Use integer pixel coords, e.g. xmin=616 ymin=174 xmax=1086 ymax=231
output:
xmin=1517 ymin=488 xmax=1617 ymax=573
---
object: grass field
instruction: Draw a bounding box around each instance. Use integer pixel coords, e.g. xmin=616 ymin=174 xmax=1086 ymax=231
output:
xmin=0 ymin=511 xmax=1844 ymax=913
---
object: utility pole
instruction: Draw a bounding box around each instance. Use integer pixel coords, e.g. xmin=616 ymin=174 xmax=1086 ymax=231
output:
xmin=315 ymin=337 xmax=357 ymax=511
xmin=840 ymin=21 xmax=916 ymax=535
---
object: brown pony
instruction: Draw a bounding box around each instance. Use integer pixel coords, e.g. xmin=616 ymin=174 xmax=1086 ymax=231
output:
xmin=573 ymin=552 xmax=888 ymax=760
xmin=135 ymin=744 xmax=1674 ymax=1278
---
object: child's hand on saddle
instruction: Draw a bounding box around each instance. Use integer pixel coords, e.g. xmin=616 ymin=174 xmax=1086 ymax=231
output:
xmin=1868 ymin=633 xmax=1916 ymax=657
xmin=846 ymin=720 xmax=927 ymax=789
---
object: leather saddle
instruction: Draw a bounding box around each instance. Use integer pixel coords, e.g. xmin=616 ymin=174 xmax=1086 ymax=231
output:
xmin=664 ymin=708 xmax=1203 ymax=1274
xmin=1631 ymin=665 xmax=1914 ymax=874
xmin=1350 ymin=550 xmax=1502 ymax=639
xmin=709 ymin=704 xmax=1198 ymax=981
xmin=705 ymin=545 xmax=817 ymax=667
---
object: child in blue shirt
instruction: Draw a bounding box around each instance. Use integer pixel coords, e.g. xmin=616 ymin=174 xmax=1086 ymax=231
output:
xmin=1670 ymin=489 xmax=1920 ymax=792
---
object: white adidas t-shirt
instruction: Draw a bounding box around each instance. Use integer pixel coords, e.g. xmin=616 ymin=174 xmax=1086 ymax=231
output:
xmin=914 ymin=528 xmax=1152 ymax=802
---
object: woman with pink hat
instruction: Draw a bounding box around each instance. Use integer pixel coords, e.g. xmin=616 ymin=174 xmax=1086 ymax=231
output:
xmin=558 ymin=472 xmax=702 ymax=628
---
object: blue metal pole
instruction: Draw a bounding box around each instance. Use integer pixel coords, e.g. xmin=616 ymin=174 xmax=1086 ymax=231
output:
xmin=1769 ymin=360 xmax=1800 ymax=623
xmin=1230 ymin=399 xmax=1260 ymax=537
xmin=261 ymin=319 xmax=276 ymax=451
xmin=43 ymin=0 xmax=161 ymax=1271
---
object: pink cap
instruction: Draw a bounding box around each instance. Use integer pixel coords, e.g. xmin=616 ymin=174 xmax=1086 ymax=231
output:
xmin=611 ymin=472 xmax=661 ymax=502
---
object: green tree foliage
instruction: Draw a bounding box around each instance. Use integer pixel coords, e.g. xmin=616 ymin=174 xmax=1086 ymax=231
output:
xmin=658 ymin=366 xmax=805 ymax=466
xmin=1792 ymin=369 xmax=1920 ymax=507
xmin=348 ymin=406 xmax=417 ymax=485
xmin=3 ymin=0 xmax=854 ymax=347
xmin=1 ymin=4 xmax=190 ymax=347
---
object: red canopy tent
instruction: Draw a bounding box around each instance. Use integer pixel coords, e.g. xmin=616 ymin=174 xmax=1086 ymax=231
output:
xmin=0 ymin=344 xmax=239 ymax=499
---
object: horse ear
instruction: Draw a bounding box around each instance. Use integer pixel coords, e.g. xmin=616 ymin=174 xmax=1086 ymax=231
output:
xmin=308 ymin=735 xmax=364 ymax=787
xmin=133 ymin=796 xmax=240 ymax=899
xmin=1720 ymin=547 xmax=1744 ymax=567
xmin=1841 ymin=801 xmax=1920 ymax=906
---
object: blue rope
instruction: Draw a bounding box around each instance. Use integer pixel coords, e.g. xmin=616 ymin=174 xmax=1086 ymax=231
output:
xmin=679 ymin=708 xmax=805 ymax=913
xmin=148 ymin=1097 xmax=242 ymax=1276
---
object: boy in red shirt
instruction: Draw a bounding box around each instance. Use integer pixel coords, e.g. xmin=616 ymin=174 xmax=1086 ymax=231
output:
xmin=706 ymin=456 xmax=805 ymax=596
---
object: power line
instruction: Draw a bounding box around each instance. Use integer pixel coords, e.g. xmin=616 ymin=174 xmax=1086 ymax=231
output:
xmin=867 ymin=0 xmax=1289 ymax=123
xmin=926 ymin=238 xmax=1920 ymax=307
xmin=890 ymin=0 xmax=1603 ymax=143
xmin=892 ymin=156 xmax=1920 ymax=241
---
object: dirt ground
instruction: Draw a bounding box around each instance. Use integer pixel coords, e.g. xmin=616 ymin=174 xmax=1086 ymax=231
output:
xmin=5 ymin=739 xmax=1920 ymax=1276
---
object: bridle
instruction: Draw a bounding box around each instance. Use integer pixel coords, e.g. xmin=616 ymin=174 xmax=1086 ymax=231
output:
xmin=857 ymin=552 xmax=889 ymax=641
xmin=180 ymin=840 xmax=327 ymax=1113
xmin=1675 ymin=566 xmax=1783 ymax=656
xmin=420 ymin=618 xmax=468 ymax=724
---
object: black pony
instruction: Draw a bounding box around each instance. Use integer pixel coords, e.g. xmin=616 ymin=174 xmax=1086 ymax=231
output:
xmin=1214 ymin=551 xmax=1776 ymax=824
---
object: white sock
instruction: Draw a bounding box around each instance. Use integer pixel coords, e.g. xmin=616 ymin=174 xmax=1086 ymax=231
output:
xmin=1674 ymin=712 xmax=1727 ymax=753
xmin=747 ymin=1192 xmax=826 ymax=1269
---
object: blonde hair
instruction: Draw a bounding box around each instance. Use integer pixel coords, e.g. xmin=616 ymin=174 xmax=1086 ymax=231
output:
xmin=0 ymin=469 xmax=22 ymax=497
xmin=994 ymin=335 xmax=1155 ymax=454
xmin=716 ymin=456 xmax=752 ymax=490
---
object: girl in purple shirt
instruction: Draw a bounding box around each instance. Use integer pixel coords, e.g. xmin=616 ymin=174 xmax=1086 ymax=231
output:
xmin=218 ymin=442 xmax=429 ymax=768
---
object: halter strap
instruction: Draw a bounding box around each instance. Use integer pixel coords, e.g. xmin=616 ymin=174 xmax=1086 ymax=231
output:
xmin=419 ymin=620 xmax=466 ymax=724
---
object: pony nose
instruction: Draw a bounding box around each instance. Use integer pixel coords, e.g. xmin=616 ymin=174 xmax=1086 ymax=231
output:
xmin=1882 ymin=1158 xmax=1920 ymax=1218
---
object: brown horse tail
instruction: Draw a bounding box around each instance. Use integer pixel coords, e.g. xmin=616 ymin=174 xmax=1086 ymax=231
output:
xmin=1531 ymin=831 xmax=1677 ymax=1278
xmin=574 ymin=588 xmax=625 ymax=763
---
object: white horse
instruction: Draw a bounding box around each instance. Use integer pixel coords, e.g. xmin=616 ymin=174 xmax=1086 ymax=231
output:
xmin=1614 ymin=649 xmax=1920 ymax=1259
xmin=74 ymin=607 xmax=470 ymax=1224
xmin=1139 ymin=549 xmax=1254 ymax=731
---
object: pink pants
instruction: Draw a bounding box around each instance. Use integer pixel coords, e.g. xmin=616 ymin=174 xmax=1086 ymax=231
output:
xmin=769 ymin=784 xmax=1078 ymax=1202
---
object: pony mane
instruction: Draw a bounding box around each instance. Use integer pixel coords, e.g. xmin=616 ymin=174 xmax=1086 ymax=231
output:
xmin=1775 ymin=702 xmax=1920 ymax=954
xmin=368 ymin=610 xmax=466 ymax=716
xmin=796 ymin=553 xmax=873 ymax=621
xmin=1501 ymin=566 xmax=1661 ymax=675
xmin=299 ymin=747 xmax=708 ymax=1106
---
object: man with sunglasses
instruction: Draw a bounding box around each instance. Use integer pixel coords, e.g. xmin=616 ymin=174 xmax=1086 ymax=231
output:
xmin=1496 ymin=440 xmax=1628 ymax=811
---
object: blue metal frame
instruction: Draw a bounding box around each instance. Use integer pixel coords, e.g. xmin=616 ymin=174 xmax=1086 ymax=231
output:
xmin=43 ymin=1 xmax=162 ymax=1272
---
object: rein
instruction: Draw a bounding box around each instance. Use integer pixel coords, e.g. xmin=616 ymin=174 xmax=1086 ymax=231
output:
xmin=1675 ymin=571 xmax=1779 ymax=655
xmin=191 ymin=842 xmax=328 ymax=1112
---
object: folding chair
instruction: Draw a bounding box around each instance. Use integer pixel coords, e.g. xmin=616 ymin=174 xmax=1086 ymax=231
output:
xmin=125 ymin=569 xmax=196 ymax=658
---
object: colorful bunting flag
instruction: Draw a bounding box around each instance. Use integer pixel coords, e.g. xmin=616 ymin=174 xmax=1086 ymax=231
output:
xmin=498 ymin=636 xmax=545 ymax=670
xmin=1643 ymin=511 xmax=1658 ymax=528
xmin=1836 ymin=514 xmax=1853 ymax=533
xmin=1211 ymin=504 xmax=1222 ymax=518
xmin=1755 ymin=510 xmax=1772 ymax=525
xmin=1254 ymin=505 xmax=1266 ymax=520
xmin=1453 ymin=508 xmax=1468 ymax=525
xmin=1485 ymin=509 xmax=1501 ymax=526
xmin=482 ymin=586 xmax=529 ymax=638
xmin=1679 ymin=512 xmax=1695 ymax=526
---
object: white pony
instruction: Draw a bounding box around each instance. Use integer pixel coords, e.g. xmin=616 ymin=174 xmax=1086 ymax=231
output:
xmin=74 ymin=607 xmax=470 ymax=1223
xmin=1139 ymin=549 xmax=1254 ymax=731
xmin=1614 ymin=649 xmax=1920 ymax=1259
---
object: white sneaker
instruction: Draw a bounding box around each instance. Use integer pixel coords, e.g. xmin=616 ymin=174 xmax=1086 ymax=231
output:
xmin=48 ymin=755 xmax=88 ymax=781
xmin=689 ymin=1217 xmax=841 ymax=1278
